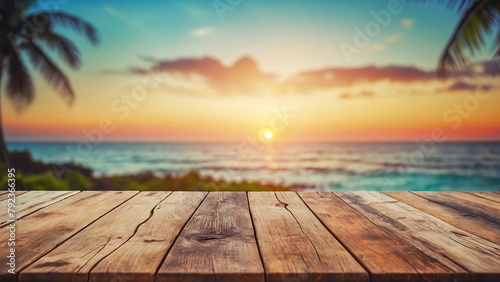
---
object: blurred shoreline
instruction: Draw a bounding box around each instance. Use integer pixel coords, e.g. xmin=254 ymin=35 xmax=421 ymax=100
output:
xmin=6 ymin=141 xmax=500 ymax=191
xmin=1 ymin=150 xmax=290 ymax=192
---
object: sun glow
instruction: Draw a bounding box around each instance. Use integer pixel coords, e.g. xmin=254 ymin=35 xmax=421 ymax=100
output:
xmin=264 ymin=131 xmax=272 ymax=140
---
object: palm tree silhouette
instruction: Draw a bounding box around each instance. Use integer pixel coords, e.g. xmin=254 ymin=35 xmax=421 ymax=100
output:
xmin=414 ymin=0 xmax=499 ymax=75
xmin=0 ymin=0 xmax=98 ymax=166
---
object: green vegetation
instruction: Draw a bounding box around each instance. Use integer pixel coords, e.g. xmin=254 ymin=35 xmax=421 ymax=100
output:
xmin=412 ymin=0 xmax=500 ymax=75
xmin=1 ymin=151 xmax=287 ymax=192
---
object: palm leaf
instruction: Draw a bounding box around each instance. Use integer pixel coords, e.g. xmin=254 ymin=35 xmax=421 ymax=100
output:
xmin=36 ymin=32 xmax=82 ymax=69
xmin=495 ymin=30 xmax=500 ymax=59
xmin=492 ymin=3 xmax=500 ymax=61
xmin=410 ymin=0 xmax=475 ymax=12
xmin=5 ymin=47 xmax=34 ymax=112
xmin=24 ymin=11 xmax=99 ymax=45
xmin=22 ymin=42 xmax=75 ymax=105
xmin=438 ymin=0 xmax=497 ymax=75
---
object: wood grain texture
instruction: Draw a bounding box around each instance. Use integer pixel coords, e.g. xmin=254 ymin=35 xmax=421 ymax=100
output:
xmin=337 ymin=191 xmax=500 ymax=282
xmin=384 ymin=191 xmax=500 ymax=245
xmin=466 ymin=192 xmax=500 ymax=204
xmin=249 ymin=192 xmax=368 ymax=282
xmin=91 ymin=192 xmax=207 ymax=282
xmin=299 ymin=192 xmax=461 ymax=282
xmin=0 ymin=191 xmax=137 ymax=282
xmin=157 ymin=192 xmax=264 ymax=282
xmin=0 ymin=190 xmax=29 ymax=201
xmin=429 ymin=192 xmax=500 ymax=208
xmin=4 ymin=191 xmax=500 ymax=281
xmin=0 ymin=191 xmax=79 ymax=227
xmin=20 ymin=191 xmax=170 ymax=282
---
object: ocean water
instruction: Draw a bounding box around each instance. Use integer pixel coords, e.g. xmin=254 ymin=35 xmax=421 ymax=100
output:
xmin=7 ymin=141 xmax=500 ymax=191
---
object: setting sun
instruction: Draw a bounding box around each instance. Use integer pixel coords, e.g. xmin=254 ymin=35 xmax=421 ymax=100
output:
xmin=264 ymin=131 xmax=272 ymax=140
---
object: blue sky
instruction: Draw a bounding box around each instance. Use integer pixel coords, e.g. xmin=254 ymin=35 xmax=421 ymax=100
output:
xmin=39 ymin=0 xmax=493 ymax=74
xmin=7 ymin=0 xmax=500 ymax=142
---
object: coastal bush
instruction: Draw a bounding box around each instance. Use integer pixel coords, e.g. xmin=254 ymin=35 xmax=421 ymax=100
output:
xmin=64 ymin=171 xmax=91 ymax=190
xmin=22 ymin=172 xmax=67 ymax=190
xmin=4 ymin=150 xmax=288 ymax=191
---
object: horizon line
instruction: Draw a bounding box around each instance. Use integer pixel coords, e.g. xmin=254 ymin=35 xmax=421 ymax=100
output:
xmin=6 ymin=139 xmax=500 ymax=144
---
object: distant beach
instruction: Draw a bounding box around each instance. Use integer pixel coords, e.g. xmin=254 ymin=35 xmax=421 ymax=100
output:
xmin=7 ymin=141 xmax=500 ymax=191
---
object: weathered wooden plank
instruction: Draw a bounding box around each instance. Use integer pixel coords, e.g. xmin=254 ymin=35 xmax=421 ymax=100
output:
xmin=157 ymin=192 xmax=264 ymax=282
xmin=249 ymin=192 xmax=368 ymax=282
xmin=337 ymin=191 xmax=500 ymax=282
xmin=20 ymin=191 xmax=170 ymax=282
xmin=299 ymin=192 xmax=464 ymax=282
xmin=90 ymin=191 xmax=207 ymax=282
xmin=0 ymin=191 xmax=79 ymax=227
xmin=0 ymin=191 xmax=29 ymax=202
xmin=384 ymin=191 xmax=500 ymax=245
xmin=466 ymin=192 xmax=500 ymax=204
xmin=432 ymin=192 xmax=500 ymax=209
xmin=0 ymin=191 xmax=137 ymax=282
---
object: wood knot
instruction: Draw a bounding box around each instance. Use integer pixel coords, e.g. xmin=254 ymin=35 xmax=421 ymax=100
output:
xmin=276 ymin=203 xmax=288 ymax=208
xmin=202 ymin=234 xmax=226 ymax=240
xmin=143 ymin=239 xmax=164 ymax=243
xmin=35 ymin=260 xmax=70 ymax=268
xmin=193 ymin=233 xmax=227 ymax=242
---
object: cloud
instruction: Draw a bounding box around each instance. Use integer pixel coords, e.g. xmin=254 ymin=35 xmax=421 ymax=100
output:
xmin=122 ymin=55 xmax=499 ymax=97
xmin=401 ymin=19 xmax=414 ymax=29
xmin=441 ymin=81 xmax=493 ymax=92
xmin=340 ymin=90 xmax=375 ymax=99
xmin=282 ymin=65 xmax=434 ymax=94
xmin=448 ymin=81 xmax=476 ymax=91
xmin=103 ymin=4 xmax=141 ymax=26
xmin=455 ymin=61 xmax=500 ymax=77
xmin=385 ymin=33 xmax=404 ymax=43
xmin=130 ymin=56 xmax=274 ymax=96
xmin=191 ymin=27 xmax=214 ymax=37
xmin=367 ymin=43 xmax=386 ymax=52
xmin=283 ymin=61 xmax=500 ymax=94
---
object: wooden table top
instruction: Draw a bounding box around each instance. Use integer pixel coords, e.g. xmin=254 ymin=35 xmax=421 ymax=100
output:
xmin=1 ymin=191 xmax=499 ymax=282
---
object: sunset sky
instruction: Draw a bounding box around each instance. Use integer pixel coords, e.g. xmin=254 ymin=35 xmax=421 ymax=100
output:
xmin=4 ymin=0 xmax=500 ymax=142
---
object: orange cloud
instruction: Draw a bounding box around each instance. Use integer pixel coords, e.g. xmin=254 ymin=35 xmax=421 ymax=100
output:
xmin=130 ymin=56 xmax=274 ymax=96
xmin=122 ymin=56 xmax=499 ymax=97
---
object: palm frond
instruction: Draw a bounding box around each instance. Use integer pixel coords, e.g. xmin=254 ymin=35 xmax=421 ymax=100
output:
xmin=36 ymin=32 xmax=81 ymax=69
xmin=409 ymin=0 xmax=475 ymax=12
xmin=22 ymin=42 xmax=75 ymax=105
xmin=24 ymin=11 xmax=99 ymax=45
xmin=493 ymin=3 xmax=500 ymax=61
xmin=0 ymin=0 xmax=35 ymax=13
xmin=496 ymin=30 xmax=500 ymax=59
xmin=438 ymin=0 xmax=497 ymax=76
xmin=6 ymin=47 xmax=34 ymax=112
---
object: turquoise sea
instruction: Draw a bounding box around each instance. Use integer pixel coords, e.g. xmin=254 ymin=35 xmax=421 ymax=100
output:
xmin=7 ymin=141 xmax=500 ymax=191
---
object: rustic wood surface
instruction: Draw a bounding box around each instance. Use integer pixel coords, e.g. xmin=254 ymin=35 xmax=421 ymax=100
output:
xmin=249 ymin=192 xmax=368 ymax=282
xmin=91 ymin=191 xmax=206 ymax=282
xmin=337 ymin=191 xmax=500 ymax=282
xmin=467 ymin=191 xmax=500 ymax=204
xmin=0 ymin=191 xmax=78 ymax=227
xmin=383 ymin=191 xmax=500 ymax=245
xmin=20 ymin=191 xmax=169 ymax=282
xmin=299 ymin=192 xmax=459 ymax=282
xmin=0 ymin=191 xmax=137 ymax=282
xmin=1 ymin=191 xmax=499 ymax=282
xmin=158 ymin=192 xmax=263 ymax=282
xmin=0 ymin=191 xmax=29 ymax=202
